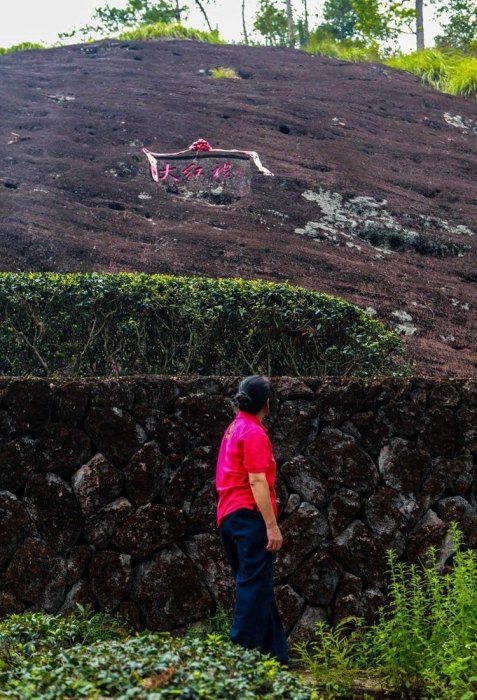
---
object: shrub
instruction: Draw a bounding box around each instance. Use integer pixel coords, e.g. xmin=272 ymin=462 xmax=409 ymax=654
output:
xmin=304 ymin=36 xmax=381 ymax=63
xmin=297 ymin=524 xmax=477 ymax=699
xmin=0 ymin=609 xmax=315 ymax=699
xmin=117 ymin=21 xmax=222 ymax=44
xmin=0 ymin=273 xmax=406 ymax=378
xmin=0 ymin=42 xmax=44 ymax=55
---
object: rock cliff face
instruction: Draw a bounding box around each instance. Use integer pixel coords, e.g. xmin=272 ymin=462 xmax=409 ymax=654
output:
xmin=0 ymin=376 xmax=476 ymax=640
xmin=1 ymin=40 xmax=476 ymax=376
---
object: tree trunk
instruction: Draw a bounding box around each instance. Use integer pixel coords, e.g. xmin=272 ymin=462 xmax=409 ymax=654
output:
xmin=242 ymin=0 xmax=249 ymax=44
xmin=416 ymin=0 xmax=425 ymax=49
xmin=193 ymin=0 xmax=213 ymax=33
xmin=285 ymin=0 xmax=294 ymax=47
xmin=303 ymin=0 xmax=309 ymax=42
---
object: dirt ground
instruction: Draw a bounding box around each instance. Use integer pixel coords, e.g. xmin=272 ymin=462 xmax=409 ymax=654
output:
xmin=0 ymin=39 xmax=476 ymax=376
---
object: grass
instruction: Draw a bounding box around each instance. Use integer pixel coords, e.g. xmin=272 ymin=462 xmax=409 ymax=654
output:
xmin=386 ymin=49 xmax=477 ymax=99
xmin=303 ymin=37 xmax=477 ymax=100
xmin=446 ymin=56 xmax=477 ymax=99
xmin=304 ymin=36 xmax=380 ymax=63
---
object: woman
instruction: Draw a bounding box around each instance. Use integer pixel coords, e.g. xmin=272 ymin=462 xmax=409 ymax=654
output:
xmin=216 ymin=375 xmax=289 ymax=665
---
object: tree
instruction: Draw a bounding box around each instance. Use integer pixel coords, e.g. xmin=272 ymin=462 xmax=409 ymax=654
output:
xmin=322 ymin=0 xmax=358 ymax=40
xmin=242 ymin=0 xmax=249 ymax=44
xmin=285 ymin=0 xmax=295 ymax=46
xmin=318 ymin=0 xmax=415 ymax=44
xmin=415 ymin=0 xmax=425 ymax=49
xmin=60 ymin=0 xmax=216 ymax=39
xmin=432 ymin=0 xmax=477 ymax=50
xmin=92 ymin=0 xmax=186 ymax=33
xmin=253 ymin=0 xmax=289 ymax=46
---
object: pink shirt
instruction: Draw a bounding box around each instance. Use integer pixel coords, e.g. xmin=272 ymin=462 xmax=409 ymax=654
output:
xmin=216 ymin=411 xmax=278 ymax=526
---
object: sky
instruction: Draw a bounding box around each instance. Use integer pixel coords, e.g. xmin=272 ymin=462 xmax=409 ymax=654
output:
xmin=0 ymin=0 xmax=443 ymax=52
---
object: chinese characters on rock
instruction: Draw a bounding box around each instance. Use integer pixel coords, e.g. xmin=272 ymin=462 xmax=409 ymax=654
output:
xmin=157 ymin=161 xmax=244 ymax=182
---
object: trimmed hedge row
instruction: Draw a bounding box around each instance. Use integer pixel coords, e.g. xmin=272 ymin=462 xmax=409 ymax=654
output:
xmin=0 ymin=273 xmax=406 ymax=377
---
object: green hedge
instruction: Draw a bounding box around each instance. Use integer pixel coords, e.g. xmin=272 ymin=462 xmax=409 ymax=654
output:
xmin=0 ymin=273 xmax=406 ymax=377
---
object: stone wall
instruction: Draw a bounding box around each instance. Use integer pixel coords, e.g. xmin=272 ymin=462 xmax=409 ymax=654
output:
xmin=0 ymin=376 xmax=476 ymax=642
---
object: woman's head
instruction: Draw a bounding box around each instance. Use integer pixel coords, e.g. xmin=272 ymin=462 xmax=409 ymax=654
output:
xmin=235 ymin=375 xmax=273 ymax=415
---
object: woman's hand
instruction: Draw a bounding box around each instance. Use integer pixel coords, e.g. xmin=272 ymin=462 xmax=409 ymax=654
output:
xmin=266 ymin=523 xmax=283 ymax=552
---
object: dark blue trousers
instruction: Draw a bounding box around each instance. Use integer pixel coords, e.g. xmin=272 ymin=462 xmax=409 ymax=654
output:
xmin=219 ymin=508 xmax=288 ymax=664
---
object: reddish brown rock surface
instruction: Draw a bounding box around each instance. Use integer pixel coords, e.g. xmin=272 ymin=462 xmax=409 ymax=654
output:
xmin=0 ymin=41 xmax=476 ymax=376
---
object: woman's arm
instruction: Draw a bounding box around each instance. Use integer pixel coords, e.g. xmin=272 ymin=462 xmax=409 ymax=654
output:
xmin=248 ymin=472 xmax=283 ymax=552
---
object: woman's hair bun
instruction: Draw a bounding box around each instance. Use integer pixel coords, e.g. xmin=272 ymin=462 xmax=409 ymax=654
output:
xmin=235 ymin=391 xmax=252 ymax=409
xmin=235 ymin=376 xmax=273 ymax=415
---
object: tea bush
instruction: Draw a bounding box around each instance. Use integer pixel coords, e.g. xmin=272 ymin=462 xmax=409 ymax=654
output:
xmin=0 ymin=272 xmax=406 ymax=377
xmin=0 ymin=609 xmax=315 ymax=699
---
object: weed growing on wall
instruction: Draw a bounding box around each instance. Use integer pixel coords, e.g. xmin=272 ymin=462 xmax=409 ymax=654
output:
xmin=296 ymin=524 xmax=477 ymax=699
xmin=0 ymin=272 xmax=406 ymax=377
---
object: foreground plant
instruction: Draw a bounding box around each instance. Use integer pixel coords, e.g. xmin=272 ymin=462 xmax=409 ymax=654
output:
xmin=297 ymin=524 xmax=477 ymax=699
xmin=0 ymin=608 xmax=315 ymax=699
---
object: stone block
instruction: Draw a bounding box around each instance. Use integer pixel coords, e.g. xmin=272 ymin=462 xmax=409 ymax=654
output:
xmin=378 ymin=438 xmax=431 ymax=496
xmin=0 ymin=491 xmax=31 ymax=569
xmin=183 ymin=533 xmax=234 ymax=607
xmin=272 ymin=400 xmax=319 ymax=462
xmin=112 ymin=504 xmax=186 ymax=558
xmin=130 ymin=545 xmax=212 ymax=629
xmin=332 ymin=520 xmax=388 ymax=587
xmin=307 ymin=427 xmax=378 ymax=494
xmin=281 ymin=456 xmax=327 ymax=507
xmin=0 ymin=438 xmax=41 ymax=492
xmin=3 ymin=380 xmax=53 ymax=435
xmin=275 ymin=584 xmax=303 ymax=633
xmin=72 ymin=454 xmax=122 ymax=517
xmin=84 ymin=498 xmax=133 ymax=548
xmin=24 ymin=474 xmax=82 ymax=553
xmin=275 ymin=503 xmax=329 ymax=580
xmin=39 ymin=424 xmax=91 ymax=478
xmin=5 ymin=538 xmax=66 ymax=612
xmin=89 ymin=551 xmax=131 ymax=612
xmin=85 ymin=407 xmax=147 ymax=466
xmin=124 ymin=442 xmax=167 ymax=506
